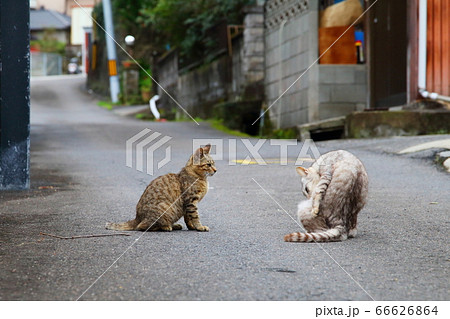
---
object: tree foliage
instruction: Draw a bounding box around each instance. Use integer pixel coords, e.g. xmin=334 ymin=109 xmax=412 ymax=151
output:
xmin=92 ymin=0 xmax=157 ymax=63
xmin=104 ymin=0 xmax=255 ymax=61
xmin=30 ymin=29 xmax=66 ymax=54
xmin=91 ymin=0 xmax=254 ymax=76
xmin=139 ymin=0 xmax=254 ymax=59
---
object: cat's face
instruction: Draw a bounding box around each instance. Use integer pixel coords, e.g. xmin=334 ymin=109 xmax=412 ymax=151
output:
xmin=296 ymin=166 xmax=319 ymax=198
xmin=190 ymin=144 xmax=217 ymax=177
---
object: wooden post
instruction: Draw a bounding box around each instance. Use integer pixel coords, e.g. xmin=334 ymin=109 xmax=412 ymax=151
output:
xmin=0 ymin=0 xmax=31 ymax=190
xmin=407 ymin=0 xmax=419 ymax=103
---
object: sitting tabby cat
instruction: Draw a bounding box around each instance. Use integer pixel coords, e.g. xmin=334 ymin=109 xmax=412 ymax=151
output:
xmin=284 ymin=150 xmax=368 ymax=242
xmin=106 ymin=144 xmax=216 ymax=232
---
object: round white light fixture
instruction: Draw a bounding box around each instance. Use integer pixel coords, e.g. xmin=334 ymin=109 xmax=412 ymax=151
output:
xmin=124 ymin=35 xmax=135 ymax=46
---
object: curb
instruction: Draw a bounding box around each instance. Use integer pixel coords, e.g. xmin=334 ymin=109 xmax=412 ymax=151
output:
xmin=112 ymin=105 xmax=149 ymax=117
xmin=436 ymin=151 xmax=450 ymax=173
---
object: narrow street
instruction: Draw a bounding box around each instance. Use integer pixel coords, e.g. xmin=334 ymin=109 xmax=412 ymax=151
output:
xmin=0 ymin=76 xmax=448 ymax=300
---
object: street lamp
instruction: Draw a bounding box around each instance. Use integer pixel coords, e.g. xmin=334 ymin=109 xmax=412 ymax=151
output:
xmin=124 ymin=35 xmax=135 ymax=57
xmin=124 ymin=35 xmax=135 ymax=46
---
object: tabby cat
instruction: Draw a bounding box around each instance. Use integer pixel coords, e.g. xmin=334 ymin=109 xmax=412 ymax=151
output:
xmin=106 ymin=144 xmax=216 ymax=232
xmin=284 ymin=150 xmax=368 ymax=242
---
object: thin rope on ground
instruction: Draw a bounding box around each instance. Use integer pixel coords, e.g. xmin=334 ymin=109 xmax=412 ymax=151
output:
xmin=76 ymin=178 xmax=199 ymax=300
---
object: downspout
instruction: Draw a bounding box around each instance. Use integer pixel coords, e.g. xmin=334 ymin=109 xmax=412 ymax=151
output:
xmin=418 ymin=0 xmax=450 ymax=103
xmin=418 ymin=0 xmax=427 ymax=92
xmin=420 ymin=90 xmax=450 ymax=103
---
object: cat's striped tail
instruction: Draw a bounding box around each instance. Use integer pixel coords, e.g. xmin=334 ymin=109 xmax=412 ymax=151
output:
xmin=284 ymin=227 xmax=346 ymax=242
xmin=105 ymin=219 xmax=138 ymax=231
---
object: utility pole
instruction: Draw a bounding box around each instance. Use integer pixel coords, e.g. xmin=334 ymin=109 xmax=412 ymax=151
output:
xmin=0 ymin=0 xmax=31 ymax=190
xmin=102 ymin=0 xmax=120 ymax=103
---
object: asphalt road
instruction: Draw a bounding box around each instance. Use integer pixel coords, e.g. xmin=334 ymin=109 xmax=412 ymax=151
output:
xmin=0 ymin=75 xmax=448 ymax=301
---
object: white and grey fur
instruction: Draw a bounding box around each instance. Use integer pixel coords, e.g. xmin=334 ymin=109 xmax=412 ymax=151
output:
xmin=285 ymin=150 xmax=369 ymax=242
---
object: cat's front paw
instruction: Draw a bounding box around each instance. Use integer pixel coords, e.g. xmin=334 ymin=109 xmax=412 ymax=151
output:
xmin=172 ymin=224 xmax=183 ymax=230
xmin=196 ymin=225 xmax=209 ymax=232
xmin=311 ymin=206 xmax=319 ymax=216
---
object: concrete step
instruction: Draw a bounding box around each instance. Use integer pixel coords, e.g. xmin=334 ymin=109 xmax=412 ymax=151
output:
xmin=345 ymin=110 xmax=450 ymax=138
xmin=296 ymin=116 xmax=346 ymax=140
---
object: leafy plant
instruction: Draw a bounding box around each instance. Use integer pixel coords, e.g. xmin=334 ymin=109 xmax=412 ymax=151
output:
xmin=139 ymin=69 xmax=153 ymax=93
xmin=210 ymin=119 xmax=254 ymax=137
xmin=271 ymin=128 xmax=298 ymax=139
xmin=30 ymin=28 xmax=66 ymax=54
xmin=138 ymin=0 xmax=255 ymax=61
xmin=97 ymin=101 xmax=114 ymax=110
xmin=434 ymin=129 xmax=449 ymax=135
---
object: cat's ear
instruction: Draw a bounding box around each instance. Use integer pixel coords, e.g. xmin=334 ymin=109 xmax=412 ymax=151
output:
xmin=202 ymin=144 xmax=211 ymax=154
xmin=296 ymin=166 xmax=308 ymax=177
xmin=193 ymin=147 xmax=204 ymax=164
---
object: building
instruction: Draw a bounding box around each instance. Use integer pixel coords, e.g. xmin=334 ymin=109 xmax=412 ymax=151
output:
xmin=31 ymin=0 xmax=99 ymax=17
xmin=31 ymin=0 xmax=98 ymax=74
xmin=84 ymin=0 xmax=448 ymax=135
xmin=30 ymin=0 xmax=96 ymax=46
xmin=264 ymin=0 xmax=450 ymax=130
xmin=30 ymin=6 xmax=71 ymax=44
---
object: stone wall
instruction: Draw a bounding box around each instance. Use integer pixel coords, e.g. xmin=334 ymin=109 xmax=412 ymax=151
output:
xmin=156 ymin=50 xmax=230 ymax=118
xmin=155 ymin=49 xmax=179 ymax=116
xmin=157 ymin=49 xmax=178 ymax=91
xmin=156 ymin=5 xmax=265 ymax=119
xmin=177 ymin=55 xmax=231 ymax=118
xmin=231 ymin=35 xmax=245 ymax=97
xmin=242 ymin=6 xmax=265 ymax=89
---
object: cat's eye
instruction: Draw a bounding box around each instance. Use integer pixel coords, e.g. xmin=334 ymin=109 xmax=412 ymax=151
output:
xmin=207 ymin=163 xmax=212 ymax=167
xmin=305 ymin=186 xmax=310 ymax=194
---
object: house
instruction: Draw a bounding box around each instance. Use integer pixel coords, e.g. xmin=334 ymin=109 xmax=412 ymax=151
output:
xmin=30 ymin=6 xmax=71 ymax=44
xmin=31 ymin=0 xmax=97 ymax=74
xmin=264 ymin=0 xmax=449 ymax=133
xmin=85 ymin=0 xmax=448 ymax=136
xmin=30 ymin=0 xmax=96 ymax=47
xmin=412 ymin=0 xmax=450 ymax=102
xmin=31 ymin=0 xmax=99 ymax=17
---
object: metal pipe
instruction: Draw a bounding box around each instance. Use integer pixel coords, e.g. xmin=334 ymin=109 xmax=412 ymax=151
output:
xmin=149 ymin=95 xmax=161 ymax=120
xmin=418 ymin=0 xmax=427 ymax=90
xmin=419 ymin=89 xmax=450 ymax=103
xmin=417 ymin=0 xmax=450 ymax=104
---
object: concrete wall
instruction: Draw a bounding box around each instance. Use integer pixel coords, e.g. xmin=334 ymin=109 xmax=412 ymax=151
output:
xmin=318 ymin=65 xmax=367 ymax=119
xmin=264 ymin=0 xmax=368 ymax=129
xmin=264 ymin=0 xmax=318 ymax=129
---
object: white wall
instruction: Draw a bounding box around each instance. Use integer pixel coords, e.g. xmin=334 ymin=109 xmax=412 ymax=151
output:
xmin=71 ymin=6 xmax=93 ymax=45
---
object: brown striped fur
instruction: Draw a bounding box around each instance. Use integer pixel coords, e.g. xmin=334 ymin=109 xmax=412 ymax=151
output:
xmin=106 ymin=144 xmax=216 ymax=232
xmin=284 ymin=150 xmax=368 ymax=243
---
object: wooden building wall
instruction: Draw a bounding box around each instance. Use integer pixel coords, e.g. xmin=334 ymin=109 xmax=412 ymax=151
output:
xmin=427 ymin=0 xmax=450 ymax=96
